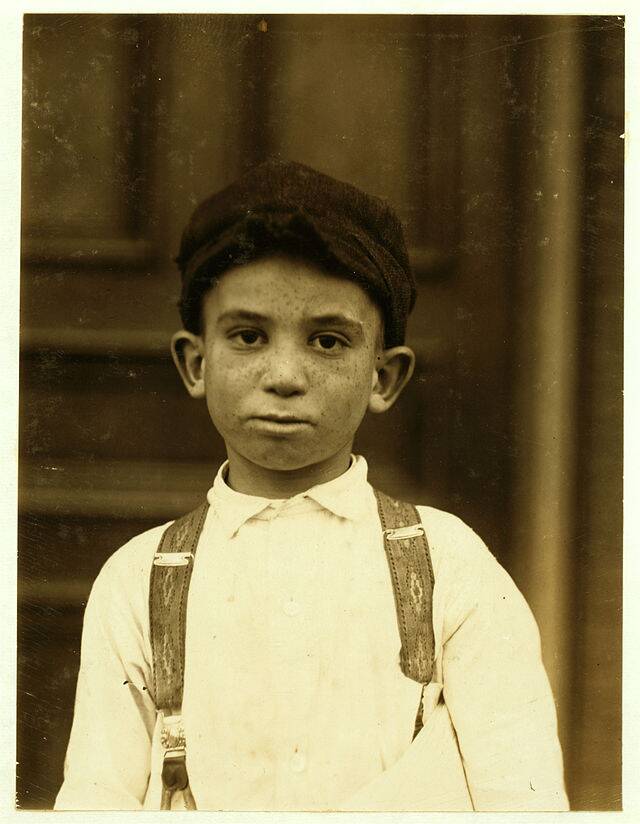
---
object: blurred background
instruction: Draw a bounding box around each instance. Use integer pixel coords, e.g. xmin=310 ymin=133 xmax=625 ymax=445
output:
xmin=18 ymin=13 xmax=623 ymax=810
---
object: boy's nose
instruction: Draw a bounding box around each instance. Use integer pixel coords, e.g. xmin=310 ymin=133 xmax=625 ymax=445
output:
xmin=260 ymin=351 xmax=309 ymax=397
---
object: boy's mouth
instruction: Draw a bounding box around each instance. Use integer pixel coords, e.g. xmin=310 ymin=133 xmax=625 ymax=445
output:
xmin=248 ymin=414 xmax=314 ymax=431
xmin=257 ymin=414 xmax=309 ymax=423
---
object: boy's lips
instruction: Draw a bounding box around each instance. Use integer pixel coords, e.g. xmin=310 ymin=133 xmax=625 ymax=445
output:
xmin=247 ymin=414 xmax=315 ymax=431
xmin=250 ymin=414 xmax=314 ymax=424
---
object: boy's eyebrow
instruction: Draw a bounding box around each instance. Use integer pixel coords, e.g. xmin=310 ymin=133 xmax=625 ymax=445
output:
xmin=215 ymin=310 xmax=270 ymax=325
xmin=215 ymin=310 xmax=364 ymax=334
xmin=307 ymin=314 xmax=364 ymax=334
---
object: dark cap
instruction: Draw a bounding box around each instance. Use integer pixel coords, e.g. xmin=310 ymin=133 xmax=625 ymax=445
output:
xmin=175 ymin=159 xmax=415 ymax=347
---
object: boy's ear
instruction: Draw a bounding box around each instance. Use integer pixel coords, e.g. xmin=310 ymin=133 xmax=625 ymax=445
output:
xmin=171 ymin=330 xmax=206 ymax=399
xmin=368 ymin=345 xmax=416 ymax=414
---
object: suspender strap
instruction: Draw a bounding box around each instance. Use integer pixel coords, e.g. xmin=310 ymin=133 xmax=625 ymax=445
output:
xmin=374 ymin=489 xmax=435 ymax=687
xmin=150 ymin=501 xmax=209 ymax=711
xmin=150 ymin=501 xmax=209 ymax=810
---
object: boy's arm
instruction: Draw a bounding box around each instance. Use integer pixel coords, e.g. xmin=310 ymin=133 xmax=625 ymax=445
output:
xmin=54 ymin=548 xmax=158 ymax=810
xmin=437 ymin=518 xmax=569 ymax=811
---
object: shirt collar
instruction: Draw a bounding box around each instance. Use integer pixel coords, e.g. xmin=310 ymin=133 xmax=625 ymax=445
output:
xmin=207 ymin=455 xmax=371 ymax=538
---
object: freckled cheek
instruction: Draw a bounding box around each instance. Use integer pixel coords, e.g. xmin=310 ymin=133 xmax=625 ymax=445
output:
xmin=204 ymin=352 xmax=254 ymax=385
xmin=204 ymin=360 xmax=255 ymax=419
xmin=315 ymin=362 xmax=373 ymax=418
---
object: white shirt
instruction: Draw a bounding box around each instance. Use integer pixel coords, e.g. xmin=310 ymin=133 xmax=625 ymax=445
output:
xmin=55 ymin=455 xmax=568 ymax=811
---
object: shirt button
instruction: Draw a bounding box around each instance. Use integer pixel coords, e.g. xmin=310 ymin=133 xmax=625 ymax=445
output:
xmin=290 ymin=753 xmax=306 ymax=773
xmin=283 ymin=599 xmax=300 ymax=616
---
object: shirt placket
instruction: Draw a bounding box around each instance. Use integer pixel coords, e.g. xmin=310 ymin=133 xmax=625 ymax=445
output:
xmin=262 ymin=503 xmax=324 ymax=809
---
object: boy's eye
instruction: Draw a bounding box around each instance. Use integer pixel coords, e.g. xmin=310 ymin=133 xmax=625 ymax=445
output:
xmin=311 ymin=334 xmax=347 ymax=351
xmin=230 ymin=329 xmax=264 ymax=346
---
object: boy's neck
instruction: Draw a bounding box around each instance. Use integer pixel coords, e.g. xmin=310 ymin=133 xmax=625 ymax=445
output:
xmin=224 ymin=447 xmax=353 ymax=499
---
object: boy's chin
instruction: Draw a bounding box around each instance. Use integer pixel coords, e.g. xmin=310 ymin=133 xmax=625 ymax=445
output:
xmin=250 ymin=452 xmax=333 ymax=474
xmin=232 ymin=442 xmax=351 ymax=475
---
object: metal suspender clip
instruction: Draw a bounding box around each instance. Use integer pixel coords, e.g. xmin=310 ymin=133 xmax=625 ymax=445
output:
xmin=160 ymin=714 xmax=186 ymax=760
xmin=153 ymin=552 xmax=194 ymax=567
xmin=383 ymin=524 xmax=425 ymax=541
xmin=160 ymin=713 xmax=196 ymax=809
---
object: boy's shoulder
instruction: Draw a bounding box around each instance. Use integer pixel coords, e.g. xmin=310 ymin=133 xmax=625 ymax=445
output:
xmin=412 ymin=502 xmax=536 ymax=646
xmin=370 ymin=483 xmax=507 ymax=594
xmin=411 ymin=502 xmax=504 ymax=584
xmin=82 ymin=520 xmax=176 ymax=634
xmin=414 ymin=503 xmax=490 ymax=558
xmin=93 ymin=519 xmax=174 ymax=590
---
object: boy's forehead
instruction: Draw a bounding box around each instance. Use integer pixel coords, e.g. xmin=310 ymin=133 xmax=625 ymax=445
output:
xmin=203 ymin=255 xmax=383 ymax=327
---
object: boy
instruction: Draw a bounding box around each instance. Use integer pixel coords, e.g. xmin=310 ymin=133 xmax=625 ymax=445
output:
xmin=55 ymin=160 xmax=569 ymax=811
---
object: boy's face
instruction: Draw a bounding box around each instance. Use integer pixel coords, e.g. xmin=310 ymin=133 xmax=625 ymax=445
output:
xmin=203 ymin=254 xmax=382 ymax=471
xmin=173 ymin=253 xmax=414 ymax=494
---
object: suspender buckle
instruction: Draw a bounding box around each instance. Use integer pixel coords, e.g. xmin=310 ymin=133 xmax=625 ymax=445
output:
xmin=154 ymin=552 xmax=194 ymax=567
xmin=384 ymin=524 xmax=425 ymax=541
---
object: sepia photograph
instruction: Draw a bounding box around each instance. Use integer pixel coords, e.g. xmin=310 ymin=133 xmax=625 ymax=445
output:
xmin=15 ymin=11 xmax=623 ymax=813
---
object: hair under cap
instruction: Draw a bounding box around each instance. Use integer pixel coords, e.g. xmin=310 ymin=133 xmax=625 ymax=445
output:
xmin=175 ymin=159 xmax=416 ymax=347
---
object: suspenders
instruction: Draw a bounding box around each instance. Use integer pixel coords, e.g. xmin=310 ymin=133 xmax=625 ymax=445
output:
xmin=375 ymin=490 xmax=436 ymax=737
xmin=149 ymin=489 xmax=435 ymax=810
xmin=150 ymin=503 xmax=208 ymax=810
